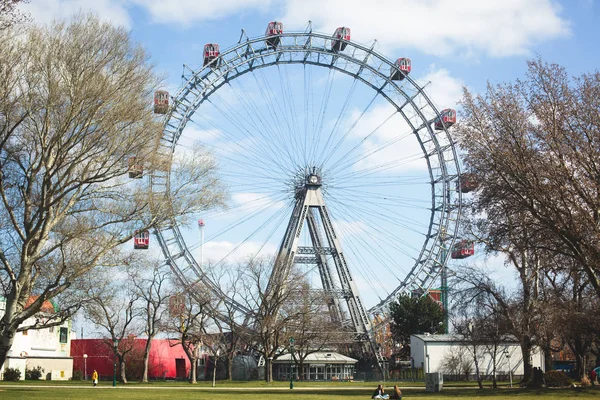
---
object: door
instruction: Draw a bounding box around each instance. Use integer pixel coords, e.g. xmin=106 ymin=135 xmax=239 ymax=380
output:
xmin=175 ymin=358 xmax=186 ymax=380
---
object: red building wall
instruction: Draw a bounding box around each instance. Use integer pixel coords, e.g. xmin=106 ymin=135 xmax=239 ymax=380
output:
xmin=71 ymin=339 xmax=192 ymax=380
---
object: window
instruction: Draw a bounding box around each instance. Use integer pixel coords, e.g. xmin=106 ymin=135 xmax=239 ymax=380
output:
xmin=22 ymin=330 xmax=28 ymax=336
xmin=59 ymin=327 xmax=68 ymax=343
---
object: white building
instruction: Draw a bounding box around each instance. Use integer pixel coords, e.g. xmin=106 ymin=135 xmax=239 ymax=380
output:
xmin=274 ymin=351 xmax=357 ymax=381
xmin=0 ymin=296 xmax=74 ymax=380
xmin=410 ymin=334 xmax=544 ymax=379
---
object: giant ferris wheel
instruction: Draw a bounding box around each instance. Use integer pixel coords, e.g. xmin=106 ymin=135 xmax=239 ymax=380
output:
xmin=148 ymin=22 xmax=468 ymax=366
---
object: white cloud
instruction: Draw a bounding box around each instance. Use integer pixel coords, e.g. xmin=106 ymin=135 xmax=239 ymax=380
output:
xmin=182 ymin=125 xmax=222 ymax=144
xmin=417 ymin=65 xmax=464 ymax=111
xmin=340 ymin=102 xmax=427 ymax=173
xmin=279 ymin=0 xmax=569 ymax=57
xmin=232 ymin=192 xmax=286 ymax=211
xmin=199 ymin=240 xmax=277 ymax=264
xmin=21 ymin=0 xmax=131 ymax=27
xmin=131 ymin=0 xmax=274 ymax=25
xmin=333 ymin=65 xmax=463 ymax=173
xmin=23 ymin=0 xmax=568 ymax=59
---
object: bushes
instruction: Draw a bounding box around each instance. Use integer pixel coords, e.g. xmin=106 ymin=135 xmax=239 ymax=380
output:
xmin=71 ymin=370 xmax=84 ymax=380
xmin=545 ymin=370 xmax=572 ymax=387
xmin=25 ymin=366 xmax=44 ymax=380
xmin=3 ymin=367 xmax=22 ymax=381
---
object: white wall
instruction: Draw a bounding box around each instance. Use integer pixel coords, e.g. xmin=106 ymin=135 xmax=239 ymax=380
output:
xmin=0 ymin=298 xmax=73 ymax=380
xmin=410 ymin=335 xmax=545 ymax=377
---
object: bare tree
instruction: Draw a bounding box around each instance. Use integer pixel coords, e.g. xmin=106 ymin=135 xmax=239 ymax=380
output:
xmin=0 ymin=0 xmax=29 ymax=30
xmin=204 ymin=262 xmax=249 ymax=381
xmin=131 ymin=260 xmax=170 ymax=383
xmin=163 ymin=285 xmax=212 ymax=384
xmin=456 ymin=58 xmax=600 ymax=301
xmin=440 ymin=347 xmax=472 ymax=381
xmin=285 ymin=282 xmax=346 ymax=380
xmin=453 ymin=315 xmax=485 ymax=389
xmin=0 ymin=15 xmax=225 ymax=367
xmin=454 ymin=268 xmax=516 ymax=388
xmin=83 ymin=266 xmax=141 ymax=383
xmin=237 ymin=258 xmax=303 ymax=383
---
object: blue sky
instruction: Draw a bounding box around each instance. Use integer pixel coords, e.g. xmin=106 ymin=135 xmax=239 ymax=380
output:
xmin=20 ymin=1 xmax=600 ymax=311
xmin=23 ymin=1 xmax=599 ymax=95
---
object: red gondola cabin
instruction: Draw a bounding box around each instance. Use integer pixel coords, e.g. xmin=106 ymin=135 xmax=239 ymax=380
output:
xmin=203 ymin=43 xmax=220 ymax=67
xmin=154 ymin=90 xmax=169 ymax=114
xmin=390 ymin=58 xmax=411 ymax=81
xmin=457 ymin=173 xmax=478 ymax=193
xmin=128 ymin=157 xmax=143 ymax=179
xmin=265 ymin=21 xmax=283 ymax=49
xmin=434 ymin=108 xmax=456 ymax=131
xmin=451 ymin=240 xmax=474 ymax=259
xmin=134 ymin=230 xmax=150 ymax=250
xmin=332 ymin=27 xmax=351 ymax=52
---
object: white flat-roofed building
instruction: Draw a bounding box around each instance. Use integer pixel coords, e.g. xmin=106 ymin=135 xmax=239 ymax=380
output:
xmin=273 ymin=351 xmax=357 ymax=381
xmin=410 ymin=334 xmax=544 ymax=379
xmin=0 ymin=296 xmax=73 ymax=380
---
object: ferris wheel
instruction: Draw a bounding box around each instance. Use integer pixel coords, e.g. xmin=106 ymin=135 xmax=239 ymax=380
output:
xmin=149 ymin=22 xmax=466 ymax=361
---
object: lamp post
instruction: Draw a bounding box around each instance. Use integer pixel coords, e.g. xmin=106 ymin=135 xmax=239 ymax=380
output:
xmin=504 ymin=348 xmax=513 ymax=388
xmin=113 ymin=339 xmax=118 ymax=387
xmin=289 ymin=337 xmax=295 ymax=390
xmin=83 ymin=354 xmax=88 ymax=381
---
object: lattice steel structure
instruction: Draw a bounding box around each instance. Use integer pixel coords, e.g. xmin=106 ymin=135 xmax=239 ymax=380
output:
xmin=150 ymin=26 xmax=463 ymax=369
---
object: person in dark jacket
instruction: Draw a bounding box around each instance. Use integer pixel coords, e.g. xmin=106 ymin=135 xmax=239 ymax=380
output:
xmin=372 ymin=384 xmax=390 ymax=399
xmin=391 ymin=385 xmax=402 ymax=399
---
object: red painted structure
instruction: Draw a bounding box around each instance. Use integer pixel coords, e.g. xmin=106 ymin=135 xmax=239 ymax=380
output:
xmin=332 ymin=27 xmax=351 ymax=52
xmin=203 ymin=43 xmax=220 ymax=67
xmin=71 ymin=339 xmax=194 ymax=380
xmin=451 ymin=240 xmax=475 ymax=259
xmin=265 ymin=21 xmax=283 ymax=48
xmin=434 ymin=108 xmax=457 ymax=130
xmin=134 ymin=230 xmax=150 ymax=250
xmin=390 ymin=58 xmax=411 ymax=80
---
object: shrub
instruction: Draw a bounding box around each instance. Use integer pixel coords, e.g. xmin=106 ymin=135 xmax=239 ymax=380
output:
xmin=545 ymin=370 xmax=572 ymax=387
xmin=25 ymin=366 xmax=44 ymax=380
xmin=3 ymin=367 xmax=22 ymax=381
xmin=71 ymin=370 xmax=83 ymax=380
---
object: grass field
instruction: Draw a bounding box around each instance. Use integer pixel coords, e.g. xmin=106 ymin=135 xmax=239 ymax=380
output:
xmin=0 ymin=382 xmax=598 ymax=400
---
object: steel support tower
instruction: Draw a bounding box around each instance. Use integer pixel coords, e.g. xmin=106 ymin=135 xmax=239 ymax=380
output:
xmin=265 ymin=169 xmax=386 ymax=370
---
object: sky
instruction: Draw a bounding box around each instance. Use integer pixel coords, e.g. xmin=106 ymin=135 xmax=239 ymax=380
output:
xmin=18 ymin=0 xmax=600 ymax=318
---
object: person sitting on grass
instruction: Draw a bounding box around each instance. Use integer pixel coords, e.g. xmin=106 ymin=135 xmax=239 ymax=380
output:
xmin=372 ymin=384 xmax=390 ymax=399
xmin=391 ymin=385 xmax=402 ymax=399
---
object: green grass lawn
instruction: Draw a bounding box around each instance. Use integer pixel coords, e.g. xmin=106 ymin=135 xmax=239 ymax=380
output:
xmin=0 ymin=384 xmax=598 ymax=400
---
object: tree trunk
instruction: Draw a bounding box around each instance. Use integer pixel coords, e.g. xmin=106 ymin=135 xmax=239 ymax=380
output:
xmin=542 ymin=343 xmax=553 ymax=373
xmin=119 ymin=358 xmax=128 ymax=383
xmin=520 ymin=337 xmax=533 ymax=384
xmin=0 ymin=325 xmax=17 ymax=368
xmin=575 ymin=352 xmax=585 ymax=380
xmin=472 ymin=345 xmax=483 ymax=389
xmin=491 ymin=351 xmax=497 ymax=389
xmin=189 ymin=357 xmax=197 ymax=384
xmin=212 ymin=356 xmax=217 ymax=387
xmin=141 ymin=337 xmax=153 ymax=383
xmin=227 ymin=354 xmax=233 ymax=380
xmin=265 ymin=358 xmax=273 ymax=383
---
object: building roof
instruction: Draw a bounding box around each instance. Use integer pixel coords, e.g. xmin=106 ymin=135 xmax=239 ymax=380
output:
xmin=25 ymin=296 xmax=58 ymax=313
xmin=0 ymin=296 xmax=57 ymax=314
xmin=411 ymin=333 xmax=519 ymax=344
xmin=274 ymin=351 xmax=357 ymax=364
